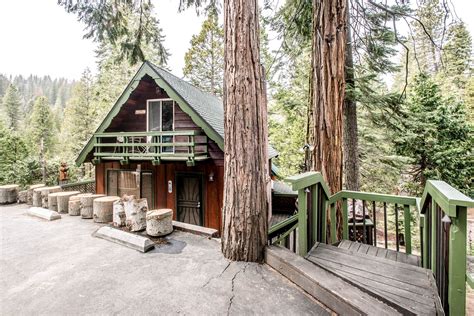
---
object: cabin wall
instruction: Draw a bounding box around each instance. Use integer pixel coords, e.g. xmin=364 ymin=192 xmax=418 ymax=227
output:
xmin=95 ymin=160 xmax=224 ymax=233
xmin=101 ymin=74 xmax=224 ymax=165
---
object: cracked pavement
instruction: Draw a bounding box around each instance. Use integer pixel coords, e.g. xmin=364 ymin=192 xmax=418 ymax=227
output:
xmin=1 ymin=204 xmax=330 ymax=315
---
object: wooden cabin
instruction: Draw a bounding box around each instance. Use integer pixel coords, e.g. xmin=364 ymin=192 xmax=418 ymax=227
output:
xmin=76 ymin=61 xmax=288 ymax=234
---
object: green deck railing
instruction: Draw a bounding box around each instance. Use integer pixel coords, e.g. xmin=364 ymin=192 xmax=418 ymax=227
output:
xmin=268 ymin=171 xmax=474 ymax=315
xmin=91 ymin=131 xmax=208 ymax=166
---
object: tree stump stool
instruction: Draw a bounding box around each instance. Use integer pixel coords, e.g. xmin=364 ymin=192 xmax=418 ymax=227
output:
xmin=113 ymin=200 xmax=126 ymax=227
xmin=80 ymin=194 xmax=105 ymax=219
xmin=47 ymin=192 xmax=61 ymax=211
xmin=18 ymin=190 xmax=27 ymax=203
xmin=146 ymin=209 xmax=173 ymax=237
xmin=55 ymin=191 xmax=80 ymax=213
xmin=68 ymin=193 xmax=92 ymax=216
xmin=34 ymin=186 xmax=62 ymax=208
xmin=27 ymin=184 xmax=45 ymax=205
xmin=0 ymin=185 xmax=19 ymax=204
xmin=93 ymin=196 xmax=120 ymax=223
xmin=123 ymin=196 xmax=148 ymax=232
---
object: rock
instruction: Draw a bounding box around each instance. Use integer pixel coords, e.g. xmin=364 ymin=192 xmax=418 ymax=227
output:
xmin=55 ymin=191 xmax=80 ymax=213
xmin=113 ymin=200 xmax=126 ymax=227
xmin=146 ymin=209 xmax=173 ymax=237
xmin=18 ymin=190 xmax=27 ymax=203
xmin=80 ymin=194 xmax=105 ymax=219
xmin=0 ymin=185 xmax=19 ymax=204
xmin=123 ymin=195 xmax=148 ymax=232
xmin=93 ymin=196 xmax=120 ymax=223
xmin=93 ymin=226 xmax=154 ymax=253
xmin=27 ymin=207 xmax=61 ymax=221
xmin=33 ymin=186 xmax=61 ymax=208
xmin=27 ymin=184 xmax=45 ymax=205
xmin=68 ymin=193 xmax=92 ymax=216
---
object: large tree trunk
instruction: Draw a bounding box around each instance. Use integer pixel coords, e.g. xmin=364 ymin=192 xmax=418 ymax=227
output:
xmin=308 ymin=0 xmax=346 ymax=237
xmin=221 ymin=0 xmax=270 ymax=262
xmin=343 ymin=1 xmax=359 ymax=191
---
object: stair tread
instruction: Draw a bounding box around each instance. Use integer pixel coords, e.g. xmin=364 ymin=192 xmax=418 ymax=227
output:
xmin=308 ymin=242 xmax=443 ymax=315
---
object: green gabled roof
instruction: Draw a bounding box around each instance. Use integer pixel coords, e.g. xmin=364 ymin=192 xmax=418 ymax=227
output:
xmin=76 ymin=61 xmax=278 ymax=165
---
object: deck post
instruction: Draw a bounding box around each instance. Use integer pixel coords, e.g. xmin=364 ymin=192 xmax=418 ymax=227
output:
xmin=447 ymin=206 xmax=467 ymax=315
xmin=298 ymin=189 xmax=308 ymax=256
xmin=403 ymin=204 xmax=412 ymax=254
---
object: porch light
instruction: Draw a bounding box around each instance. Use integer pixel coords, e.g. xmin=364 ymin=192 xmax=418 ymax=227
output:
xmin=208 ymin=171 xmax=214 ymax=182
xmin=441 ymin=214 xmax=451 ymax=224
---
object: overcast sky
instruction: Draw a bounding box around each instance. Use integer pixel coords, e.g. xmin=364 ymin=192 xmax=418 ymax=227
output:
xmin=0 ymin=0 xmax=472 ymax=80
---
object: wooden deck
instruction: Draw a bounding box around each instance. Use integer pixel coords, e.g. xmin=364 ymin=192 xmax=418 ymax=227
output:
xmin=307 ymin=242 xmax=443 ymax=315
xmin=337 ymin=240 xmax=421 ymax=267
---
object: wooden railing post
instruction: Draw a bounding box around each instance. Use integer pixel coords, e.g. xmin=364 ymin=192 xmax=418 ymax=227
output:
xmin=298 ymin=188 xmax=308 ymax=256
xmin=448 ymin=206 xmax=467 ymax=315
xmin=404 ymin=204 xmax=412 ymax=254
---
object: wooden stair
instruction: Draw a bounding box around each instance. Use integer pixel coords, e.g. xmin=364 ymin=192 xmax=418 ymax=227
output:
xmin=337 ymin=240 xmax=421 ymax=267
xmin=265 ymin=243 xmax=444 ymax=315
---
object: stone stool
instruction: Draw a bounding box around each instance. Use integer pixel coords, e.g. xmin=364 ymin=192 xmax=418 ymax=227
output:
xmin=68 ymin=193 xmax=92 ymax=216
xmin=0 ymin=185 xmax=19 ymax=204
xmin=80 ymin=194 xmax=105 ymax=219
xmin=27 ymin=184 xmax=45 ymax=205
xmin=146 ymin=209 xmax=173 ymax=237
xmin=93 ymin=196 xmax=120 ymax=223
xmin=55 ymin=191 xmax=80 ymax=213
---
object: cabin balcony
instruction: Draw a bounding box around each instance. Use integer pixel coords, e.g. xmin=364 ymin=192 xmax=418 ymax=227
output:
xmin=91 ymin=131 xmax=208 ymax=166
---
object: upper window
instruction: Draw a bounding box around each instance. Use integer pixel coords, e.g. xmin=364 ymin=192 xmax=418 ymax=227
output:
xmin=148 ymin=99 xmax=174 ymax=132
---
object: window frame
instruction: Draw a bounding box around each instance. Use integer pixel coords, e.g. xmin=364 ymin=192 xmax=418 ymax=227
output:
xmin=146 ymin=98 xmax=175 ymax=153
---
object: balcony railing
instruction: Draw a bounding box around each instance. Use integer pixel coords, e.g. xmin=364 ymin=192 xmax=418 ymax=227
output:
xmin=91 ymin=131 xmax=208 ymax=166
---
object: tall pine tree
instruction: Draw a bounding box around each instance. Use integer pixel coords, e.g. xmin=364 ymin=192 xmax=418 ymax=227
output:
xmin=1 ymin=85 xmax=22 ymax=131
xmin=183 ymin=12 xmax=224 ymax=97
xmin=29 ymin=96 xmax=55 ymax=182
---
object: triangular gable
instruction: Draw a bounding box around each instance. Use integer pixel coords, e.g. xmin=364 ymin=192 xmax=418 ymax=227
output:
xmin=76 ymin=61 xmax=225 ymax=166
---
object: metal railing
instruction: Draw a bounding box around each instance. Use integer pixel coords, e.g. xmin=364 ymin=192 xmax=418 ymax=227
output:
xmin=92 ymin=131 xmax=208 ymax=166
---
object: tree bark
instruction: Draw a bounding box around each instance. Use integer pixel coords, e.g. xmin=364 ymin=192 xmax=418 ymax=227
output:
xmin=221 ymin=0 xmax=270 ymax=262
xmin=343 ymin=1 xmax=359 ymax=191
xmin=308 ymin=0 xmax=346 ymax=237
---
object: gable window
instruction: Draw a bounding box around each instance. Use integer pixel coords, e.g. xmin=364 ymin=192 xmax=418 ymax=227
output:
xmin=147 ymin=99 xmax=175 ymax=153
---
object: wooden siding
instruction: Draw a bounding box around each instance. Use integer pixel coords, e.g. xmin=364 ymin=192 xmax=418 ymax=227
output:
xmin=98 ymin=74 xmax=223 ymax=165
xmin=95 ymin=160 xmax=223 ymax=234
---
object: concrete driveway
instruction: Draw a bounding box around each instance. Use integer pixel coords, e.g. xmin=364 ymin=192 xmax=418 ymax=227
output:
xmin=0 ymin=204 xmax=329 ymax=315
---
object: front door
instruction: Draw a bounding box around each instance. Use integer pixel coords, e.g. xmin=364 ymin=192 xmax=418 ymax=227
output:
xmin=176 ymin=174 xmax=203 ymax=226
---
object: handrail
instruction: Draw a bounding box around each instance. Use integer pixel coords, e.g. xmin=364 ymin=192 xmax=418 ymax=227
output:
xmin=420 ymin=180 xmax=473 ymax=217
xmin=329 ymin=190 xmax=418 ymax=205
xmin=94 ymin=130 xmax=202 ymax=137
xmin=286 ymin=171 xmax=330 ymax=198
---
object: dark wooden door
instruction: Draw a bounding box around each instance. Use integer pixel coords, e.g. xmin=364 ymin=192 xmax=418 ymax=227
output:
xmin=177 ymin=174 xmax=203 ymax=226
